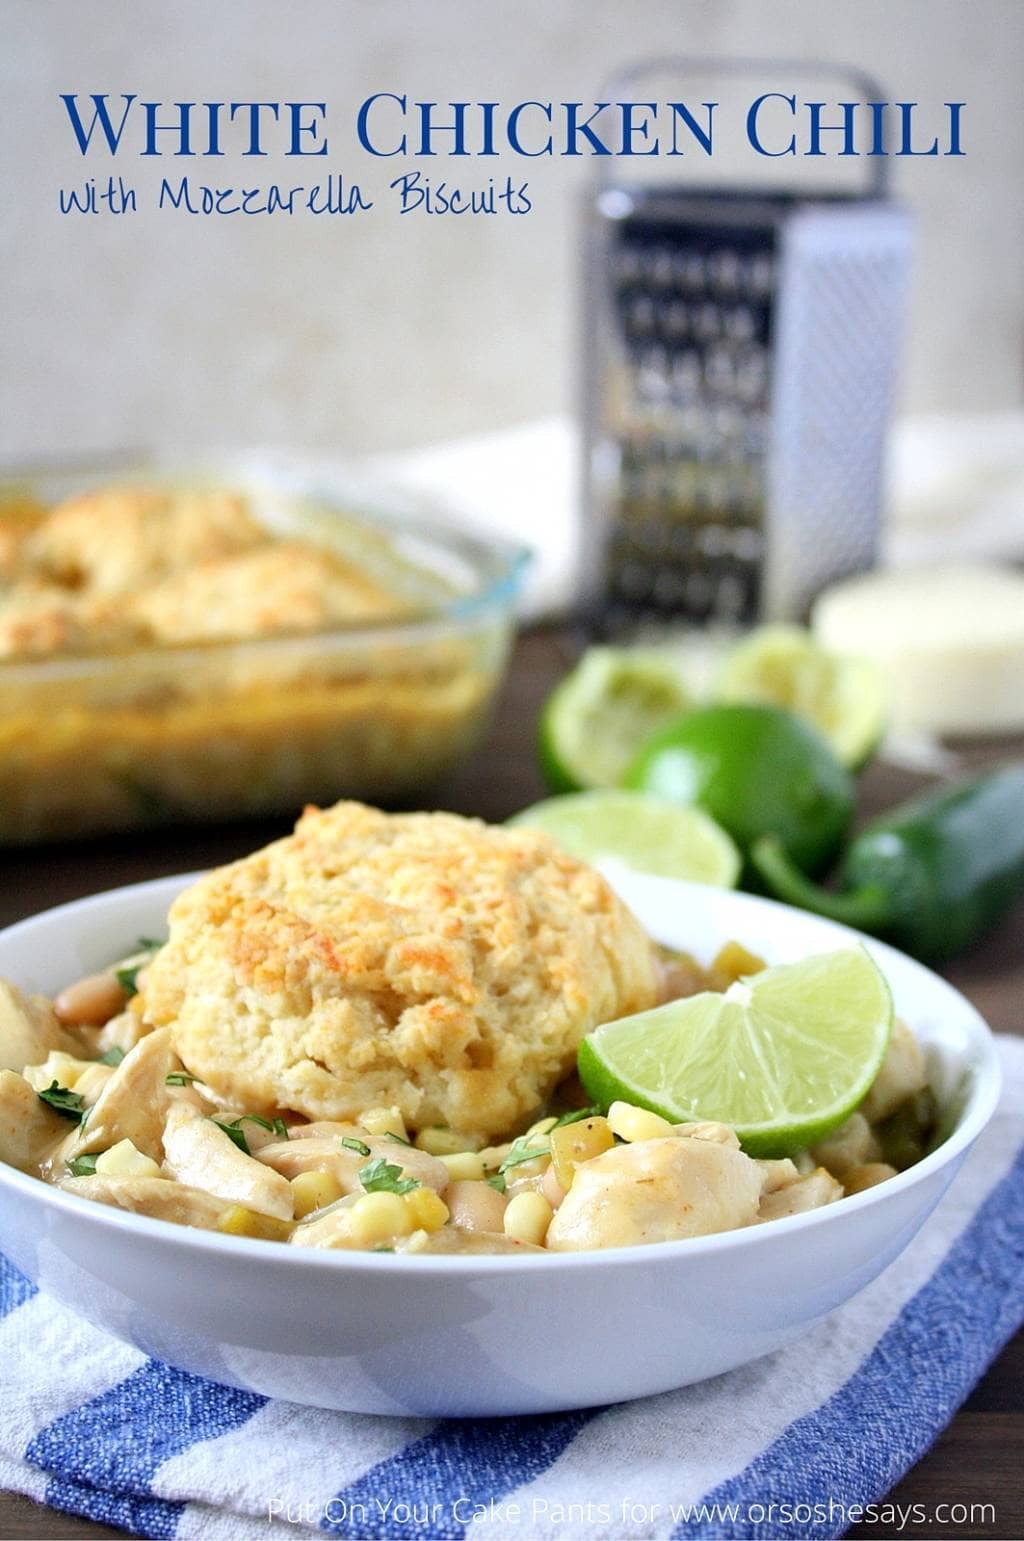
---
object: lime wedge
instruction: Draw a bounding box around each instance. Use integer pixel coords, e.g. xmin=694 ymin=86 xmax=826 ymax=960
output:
xmin=539 ymin=647 xmax=690 ymax=793
xmin=717 ymin=626 xmax=887 ymax=770
xmin=578 ymin=947 xmax=893 ymax=1156
xmin=511 ymin=790 xmax=741 ymax=887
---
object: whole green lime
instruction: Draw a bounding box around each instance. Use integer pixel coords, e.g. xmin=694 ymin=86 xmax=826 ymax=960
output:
xmin=623 ymin=703 xmax=854 ymax=876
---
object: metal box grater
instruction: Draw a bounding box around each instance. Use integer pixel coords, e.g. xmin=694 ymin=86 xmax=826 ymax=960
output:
xmin=581 ymin=62 xmax=912 ymax=634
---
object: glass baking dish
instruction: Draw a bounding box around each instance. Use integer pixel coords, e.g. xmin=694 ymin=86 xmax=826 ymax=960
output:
xmin=0 ymin=454 xmax=530 ymax=844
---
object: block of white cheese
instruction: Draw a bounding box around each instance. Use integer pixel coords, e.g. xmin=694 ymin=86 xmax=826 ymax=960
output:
xmin=812 ymin=564 xmax=1024 ymax=737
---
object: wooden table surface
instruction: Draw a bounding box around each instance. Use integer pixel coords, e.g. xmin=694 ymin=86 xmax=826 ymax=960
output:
xmin=1 ymin=626 xmax=1021 ymax=1541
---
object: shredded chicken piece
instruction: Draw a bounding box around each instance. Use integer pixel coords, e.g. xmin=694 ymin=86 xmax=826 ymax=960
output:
xmin=546 ymin=1137 xmax=763 ymax=1251
xmin=67 ymin=1028 xmax=182 ymax=1162
xmin=60 ymin=1174 xmax=230 ymax=1229
xmin=860 ymin=1020 xmax=927 ymax=1124
xmin=757 ymin=1167 xmax=843 ymax=1221
xmin=162 ymin=1103 xmax=295 ymax=1221
xmin=256 ymin=1134 xmax=447 ymax=1194
xmin=0 ymin=981 xmax=79 ymax=1074
xmin=0 ymin=1069 xmax=69 ymax=1171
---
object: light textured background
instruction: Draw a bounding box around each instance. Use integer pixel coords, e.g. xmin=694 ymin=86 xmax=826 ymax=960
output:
xmin=2 ymin=0 xmax=1022 ymax=459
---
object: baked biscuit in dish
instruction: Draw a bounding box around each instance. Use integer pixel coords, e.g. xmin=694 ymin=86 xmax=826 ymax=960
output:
xmin=0 ymin=499 xmax=46 ymax=586
xmin=24 ymin=485 xmax=265 ymax=597
xmin=0 ymin=485 xmax=409 ymax=657
xmin=142 ymin=802 xmax=661 ymax=1141
xmin=0 ymin=479 xmax=515 ymax=842
xmin=134 ymin=542 xmax=407 ymax=643
xmin=0 ymin=583 xmax=145 ymax=659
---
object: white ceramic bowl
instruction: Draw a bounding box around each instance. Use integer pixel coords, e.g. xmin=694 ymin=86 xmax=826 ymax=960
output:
xmin=0 ymin=872 xmax=1000 ymax=1417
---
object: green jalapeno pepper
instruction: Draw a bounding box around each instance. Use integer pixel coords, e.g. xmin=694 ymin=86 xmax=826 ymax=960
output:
xmin=751 ymin=765 xmax=1024 ymax=963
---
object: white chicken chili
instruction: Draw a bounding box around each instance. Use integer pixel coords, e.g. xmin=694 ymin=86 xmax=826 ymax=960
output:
xmin=0 ymin=933 xmax=937 ymax=1256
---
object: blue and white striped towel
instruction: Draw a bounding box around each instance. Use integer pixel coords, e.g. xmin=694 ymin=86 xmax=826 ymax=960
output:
xmin=2 ymin=1035 xmax=1022 ymax=1541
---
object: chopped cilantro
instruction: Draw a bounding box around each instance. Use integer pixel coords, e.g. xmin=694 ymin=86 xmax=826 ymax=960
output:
xmin=358 ymin=1157 xmax=420 ymax=1195
xmin=38 ymin=1081 xmax=87 ymax=1123
xmin=342 ymin=1137 xmax=372 ymax=1157
xmin=372 ymin=1244 xmax=395 ymax=1253
xmin=100 ymin=1047 xmax=126 ymax=1067
xmin=213 ymin=1119 xmax=251 ymax=1155
xmin=384 ymin=1130 xmax=412 ymax=1146
xmin=497 ymin=1136 xmax=549 ymax=1175
xmin=67 ymin=1153 xmax=99 ymax=1177
xmin=211 ymin=1113 xmax=287 ymax=1155
xmin=112 ymin=939 xmax=163 ymax=997
xmin=485 ymin=1173 xmax=507 ymax=1193
xmin=165 ymin=1071 xmax=198 ymax=1086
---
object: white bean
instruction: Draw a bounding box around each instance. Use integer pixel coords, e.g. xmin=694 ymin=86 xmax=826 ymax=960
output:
xmin=54 ymin=973 xmax=127 ymax=1027
xmin=444 ymin=1178 xmax=507 ymax=1232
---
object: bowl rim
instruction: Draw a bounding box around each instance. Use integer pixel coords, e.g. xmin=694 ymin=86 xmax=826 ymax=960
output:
xmin=0 ymin=872 xmax=1003 ymax=1277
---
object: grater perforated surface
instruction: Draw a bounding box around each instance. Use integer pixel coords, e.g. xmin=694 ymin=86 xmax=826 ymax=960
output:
xmin=583 ymin=189 xmax=911 ymax=633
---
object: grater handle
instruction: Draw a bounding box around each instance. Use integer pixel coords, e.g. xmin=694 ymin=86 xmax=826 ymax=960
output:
xmin=600 ymin=56 xmax=892 ymax=199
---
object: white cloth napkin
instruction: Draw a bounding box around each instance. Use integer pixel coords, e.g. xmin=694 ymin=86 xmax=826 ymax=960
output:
xmin=373 ymin=412 xmax=1024 ymax=620
xmin=1 ymin=1036 xmax=1022 ymax=1541
xmin=884 ymin=412 xmax=1024 ymax=569
xmin=372 ymin=419 xmax=580 ymax=621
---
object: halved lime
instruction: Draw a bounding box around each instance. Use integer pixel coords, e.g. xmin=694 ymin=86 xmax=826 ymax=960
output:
xmin=578 ymin=946 xmax=893 ymax=1157
xmin=511 ymin=790 xmax=741 ymax=887
xmin=539 ymin=647 xmax=691 ymax=793
xmin=717 ymin=626 xmax=887 ymax=771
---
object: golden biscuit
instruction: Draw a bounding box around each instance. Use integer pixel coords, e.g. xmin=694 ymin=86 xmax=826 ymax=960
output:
xmin=26 ymin=485 xmax=265 ymax=597
xmin=134 ymin=543 xmax=405 ymax=643
xmin=143 ymin=802 xmax=660 ymax=1140
xmin=0 ymin=499 xmax=46 ymax=586
xmin=0 ymin=583 xmax=144 ymax=659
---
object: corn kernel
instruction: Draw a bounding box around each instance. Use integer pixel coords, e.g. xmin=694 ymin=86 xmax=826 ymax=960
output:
xmin=404 ymin=1187 xmax=450 ymax=1232
xmin=290 ymin=1168 xmax=343 ymax=1219
xmin=439 ymin=1151 xmax=486 ymax=1182
xmin=73 ymin=1064 xmax=115 ymax=1105
xmin=415 ymin=1126 xmax=469 ymax=1157
xmin=94 ymin=1139 xmax=162 ymax=1179
xmin=709 ymin=941 xmax=766 ymax=986
xmin=349 ymin=1191 xmax=414 ymax=1246
xmin=607 ymin=1101 xmax=674 ymax=1143
xmin=22 ymin=1051 xmax=96 ymax=1093
xmin=508 ymin=1153 xmax=550 ymax=1181
xmin=217 ymin=1205 xmax=293 ymax=1241
xmin=359 ymin=1105 xmax=408 ymax=1140
xmin=549 ymin=1117 xmax=615 ymax=1189
xmin=503 ymin=1190 xmax=553 ymax=1247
